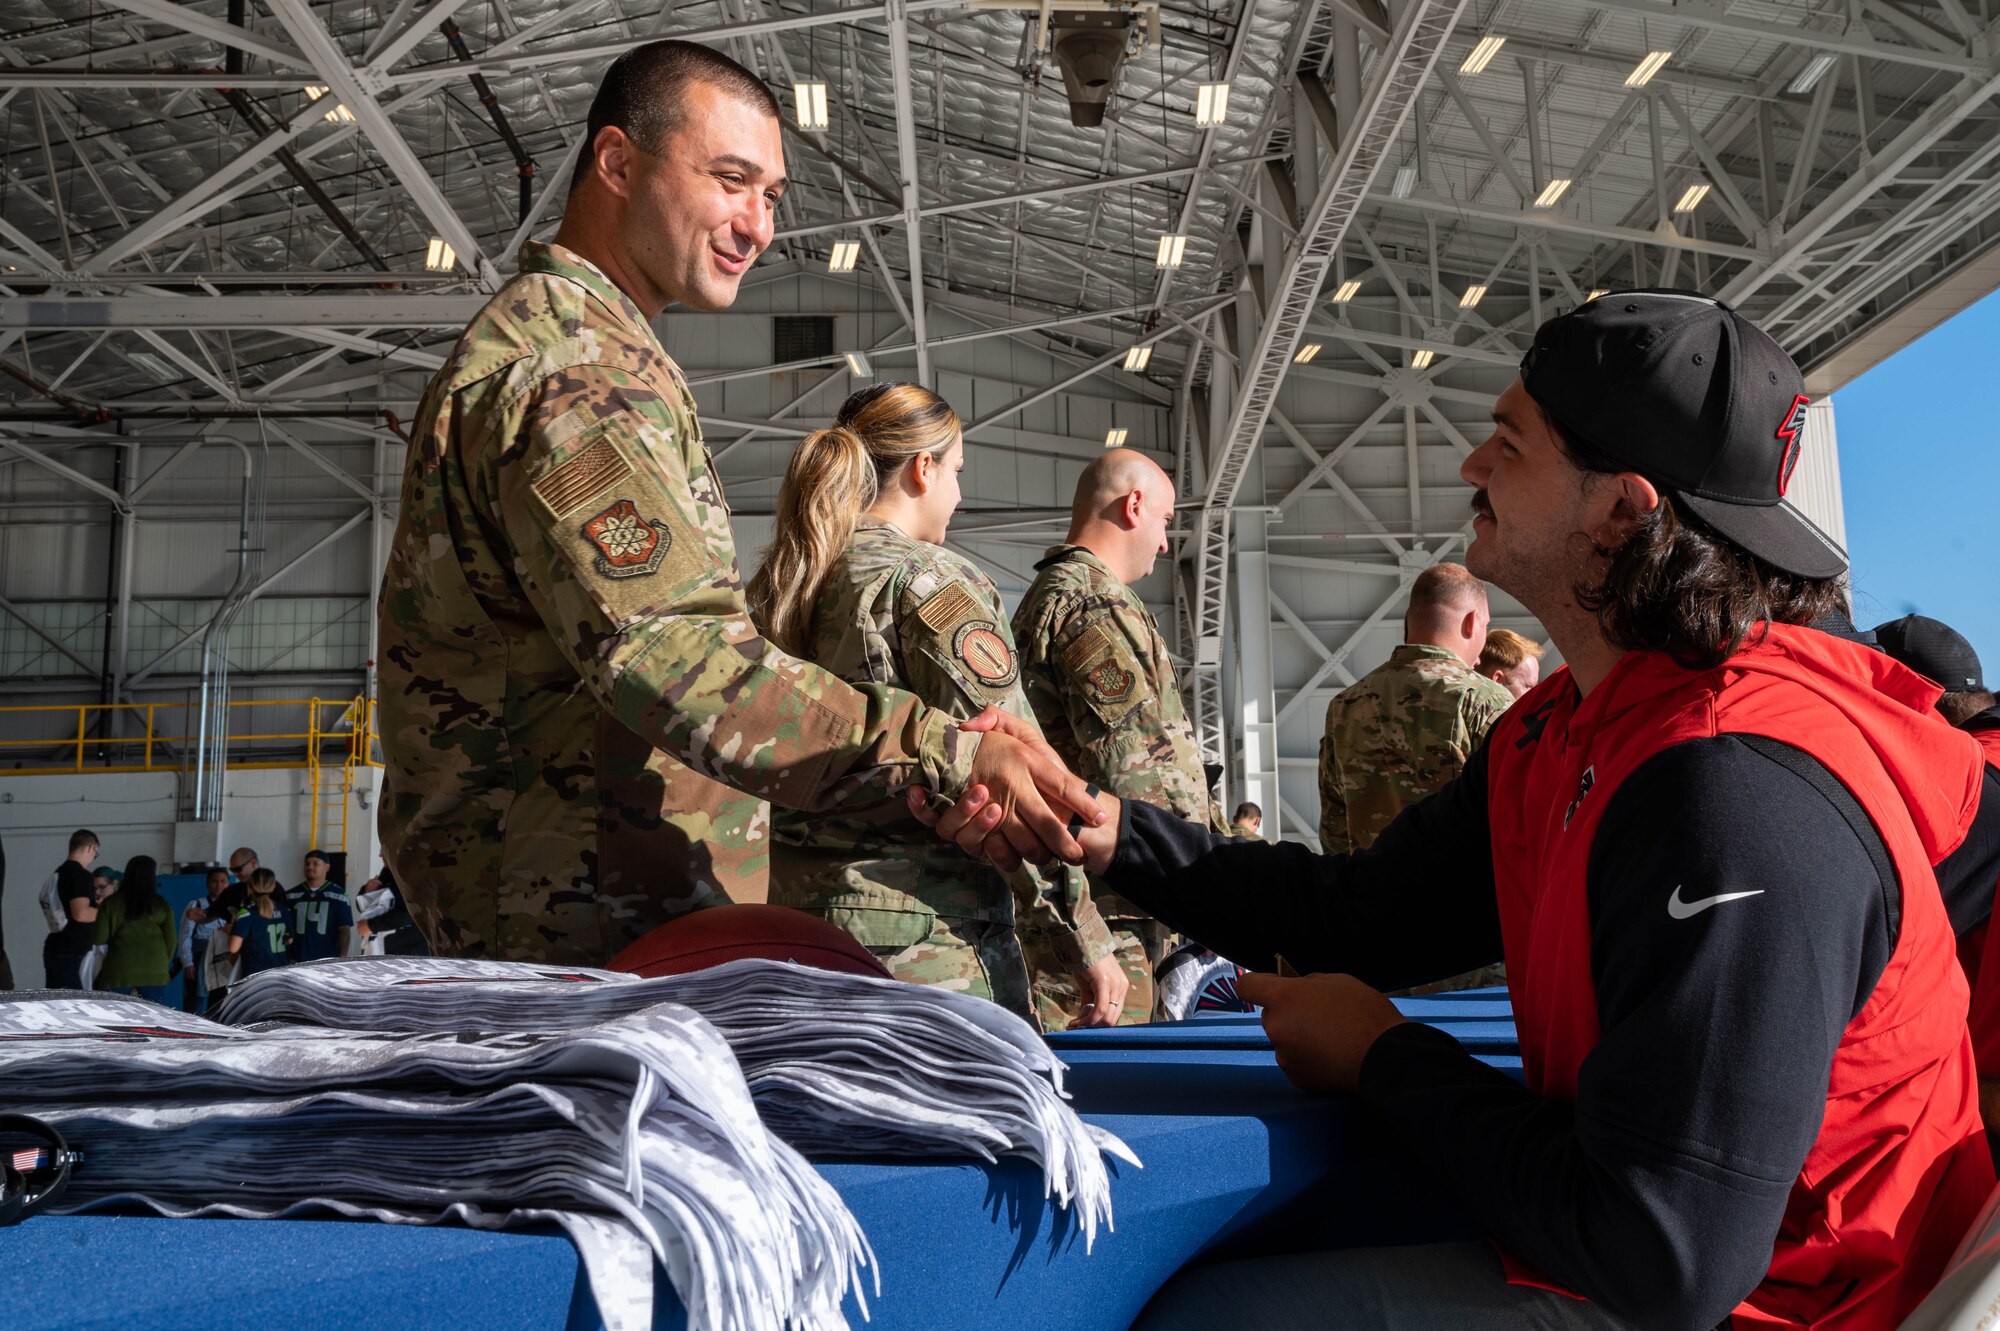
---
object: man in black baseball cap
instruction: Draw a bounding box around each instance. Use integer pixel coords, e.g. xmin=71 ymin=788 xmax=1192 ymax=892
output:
xmin=920 ymin=291 xmax=1995 ymax=1329
xmin=1876 ymin=614 xmax=1995 ymax=726
xmin=1516 ymin=288 xmax=1847 ymax=581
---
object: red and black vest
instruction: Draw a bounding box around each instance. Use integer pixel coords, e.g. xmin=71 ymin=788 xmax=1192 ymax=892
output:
xmin=1485 ymin=624 xmax=1993 ymax=1329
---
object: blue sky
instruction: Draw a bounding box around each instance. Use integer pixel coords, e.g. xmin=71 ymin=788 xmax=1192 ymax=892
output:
xmin=1833 ymin=287 xmax=2000 ymax=676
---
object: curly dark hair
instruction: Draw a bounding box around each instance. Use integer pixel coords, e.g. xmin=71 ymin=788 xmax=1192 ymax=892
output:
xmin=1553 ymin=422 xmax=1849 ymax=670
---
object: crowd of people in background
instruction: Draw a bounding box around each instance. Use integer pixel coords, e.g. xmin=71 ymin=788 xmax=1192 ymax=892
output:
xmin=27 ymin=841 xmax=424 ymax=1012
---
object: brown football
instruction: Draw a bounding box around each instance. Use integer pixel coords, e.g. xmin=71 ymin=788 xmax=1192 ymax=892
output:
xmin=609 ymin=903 xmax=896 ymax=981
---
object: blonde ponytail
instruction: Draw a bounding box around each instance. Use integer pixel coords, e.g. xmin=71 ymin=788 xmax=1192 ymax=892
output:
xmin=748 ymin=383 xmax=962 ymax=657
xmin=748 ymin=425 xmax=877 ymax=656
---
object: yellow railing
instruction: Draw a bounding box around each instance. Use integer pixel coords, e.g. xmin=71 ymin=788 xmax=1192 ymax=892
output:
xmin=0 ymin=696 xmax=382 ymax=778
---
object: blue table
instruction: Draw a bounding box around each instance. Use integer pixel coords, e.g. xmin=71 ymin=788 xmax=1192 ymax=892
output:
xmin=1 ymin=992 xmax=1517 ymax=1331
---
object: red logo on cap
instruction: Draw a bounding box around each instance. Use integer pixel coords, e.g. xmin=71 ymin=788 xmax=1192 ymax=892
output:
xmin=1775 ymin=395 xmax=1809 ymax=497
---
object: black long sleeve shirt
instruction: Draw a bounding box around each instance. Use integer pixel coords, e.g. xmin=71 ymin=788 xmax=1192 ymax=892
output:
xmin=1106 ymin=735 xmax=1907 ymax=1331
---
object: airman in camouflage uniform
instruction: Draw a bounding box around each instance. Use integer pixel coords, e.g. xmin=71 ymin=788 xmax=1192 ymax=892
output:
xmin=377 ymin=243 xmax=974 ymax=965
xmin=1317 ymin=643 xmax=1514 ymax=855
xmin=769 ymin=518 xmax=1113 ymax=1019
xmin=1013 ymin=544 xmax=1225 ymax=1026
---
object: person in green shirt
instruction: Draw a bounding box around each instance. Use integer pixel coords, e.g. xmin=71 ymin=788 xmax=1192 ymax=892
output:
xmin=93 ymin=855 xmax=179 ymax=1005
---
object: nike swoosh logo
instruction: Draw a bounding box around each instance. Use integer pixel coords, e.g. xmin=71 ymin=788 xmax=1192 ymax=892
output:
xmin=1667 ymin=886 xmax=1765 ymax=920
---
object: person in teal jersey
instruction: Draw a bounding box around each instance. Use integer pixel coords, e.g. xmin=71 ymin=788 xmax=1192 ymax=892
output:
xmin=288 ymin=849 xmax=353 ymax=962
xmin=229 ymin=869 xmax=293 ymax=979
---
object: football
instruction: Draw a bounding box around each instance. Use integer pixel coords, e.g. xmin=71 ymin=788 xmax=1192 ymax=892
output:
xmin=609 ymin=903 xmax=896 ymax=980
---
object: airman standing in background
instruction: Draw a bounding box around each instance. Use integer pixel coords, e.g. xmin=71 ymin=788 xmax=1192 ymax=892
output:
xmin=1013 ymin=449 xmax=1225 ymax=1026
xmin=1318 ymin=563 xmax=1514 ymax=856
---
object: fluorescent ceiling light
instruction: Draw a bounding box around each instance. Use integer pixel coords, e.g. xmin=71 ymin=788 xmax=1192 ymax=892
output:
xmin=1460 ymin=35 xmax=1506 ymax=76
xmin=1788 ymin=54 xmax=1836 ymax=95
xmin=130 ymin=352 xmax=175 ymax=378
xmin=1411 ymin=349 xmax=1436 ymax=369
xmin=1104 ymin=427 xmax=1129 ymax=448
xmin=1625 ymin=50 xmax=1671 ymax=87
xmin=324 ymin=102 xmax=355 ymax=124
xmin=1674 ymin=183 xmax=1710 ymax=213
xmin=844 ymin=351 xmax=873 ymax=378
xmin=1391 ymin=165 xmax=1418 ymax=198
xmin=1294 ymin=343 xmax=1322 ymax=364
xmin=828 ymin=241 xmax=860 ymax=272
xmin=305 ymin=84 xmax=328 ymax=99
xmin=1123 ymin=346 xmax=1152 ymax=371
xmin=424 ymin=238 xmax=456 ymax=272
xmin=1331 ymin=278 xmax=1363 ymax=303
xmin=1460 ymin=283 xmax=1488 ymax=308
xmin=1155 ymin=234 xmax=1188 ymax=268
xmin=1195 ymin=83 xmax=1230 ymax=126
xmin=1533 ymin=177 xmax=1572 ymax=208
xmin=793 ymin=81 xmax=829 ymax=131
xmin=1586 ymin=288 xmax=1608 ymax=301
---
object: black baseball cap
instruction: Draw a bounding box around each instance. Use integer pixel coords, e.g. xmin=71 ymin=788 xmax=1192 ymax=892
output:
xmin=1874 ymin=615 xmax=1985 ymax=692
xmin=1520 ymin=289 xmax=1847 ymax=580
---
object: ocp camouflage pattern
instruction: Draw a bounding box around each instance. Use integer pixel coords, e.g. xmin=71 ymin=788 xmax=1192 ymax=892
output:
xmin=1317 ymin=642 xmax=1514 ymax=855
xmin=1013 ymin=545 xmax=1219 ymax=1026
xmin=763 ymin=518 xmax=1111 ymax=1018
xmin=377 ymin=243 xmax=973 ymax=966
xmin=1011 ymin=544 xmax=1226 ymax=859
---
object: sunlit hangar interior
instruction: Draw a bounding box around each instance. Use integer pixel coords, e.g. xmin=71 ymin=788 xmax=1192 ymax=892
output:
xmin=1 ymin=0 xmax=1996 ymax=981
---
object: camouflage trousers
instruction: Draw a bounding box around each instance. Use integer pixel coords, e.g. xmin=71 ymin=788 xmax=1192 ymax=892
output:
xmin=807 ymin=905 xmax=1035 ymax=1022
xmin=1029 ymin=918 xmax=1165 ymax=1030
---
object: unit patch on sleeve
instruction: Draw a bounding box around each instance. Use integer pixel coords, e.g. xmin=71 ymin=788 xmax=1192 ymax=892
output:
xmin=532 ymin=435 xmax=632 ymax=518
xmin=1085 ymin=659 xmax=1134 ymax=703
xmin=581 ymin=498 xmax=672 ymax=579
xmin=953 ymin=621 xmax=1018 ymax=688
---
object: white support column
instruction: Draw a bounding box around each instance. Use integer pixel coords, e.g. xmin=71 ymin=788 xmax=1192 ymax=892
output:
xmin=1232 ymin=509 xmax=1281 ymax=834
xmin=885 ymin=0 xmax=933 ymax=386
xmin=1787 ymin=398 xmax=1847 ymax=551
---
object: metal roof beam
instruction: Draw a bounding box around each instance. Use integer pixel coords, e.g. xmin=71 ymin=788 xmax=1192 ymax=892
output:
xmin=0 ymin=71 xmax=309 ymax=90
xmin=1360 ymin=188 xmax=1764 ymax=259
xmin=1722 ymin=57 xmax=2000 ymax=304
xmin=966 ymin=296 xmax=1233 ymax=437
xmin=1553 ymin=0 xmax=1979 ymax=74
xmin=0 ymin=296 xmax=487 ymax=329
xmin=384 ymin=0 xmax=966 ymax=86
xmin=265 ymin=0 xmax=496 ymax=290
xmin=96 ymin=0 xmax=315 ymax=72
xmin=776 ymin=152 xmax=1282 ymax=240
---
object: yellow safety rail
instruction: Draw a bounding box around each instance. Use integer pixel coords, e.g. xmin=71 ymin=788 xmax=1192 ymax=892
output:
xmin=0 ymin=696 xmax=381 ymax=776
xmin=0 ymin=696 xmax=381 ymax=858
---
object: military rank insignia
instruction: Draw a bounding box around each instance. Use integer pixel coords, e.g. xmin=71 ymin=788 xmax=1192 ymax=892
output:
xmin=582 ymin=499 xmax=672 ymax=579
xmin=954 ymin=620 xmax=1018 ymax=688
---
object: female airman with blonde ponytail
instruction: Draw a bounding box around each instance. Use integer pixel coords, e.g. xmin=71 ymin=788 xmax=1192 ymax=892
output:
xmin=746 ymin=384 xmax=1127 ymax=1027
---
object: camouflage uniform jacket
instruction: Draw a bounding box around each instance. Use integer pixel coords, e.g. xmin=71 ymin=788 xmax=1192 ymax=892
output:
xmin=1318 ymin=643 xmax=1514 ymax=855
xmin=377 ymin=243 xmax=976 ymax=965
xmin=1013 ymin=546 xmax=1223 ymax=919
xmin=769 ymin=519 xmax=1112 ymax=973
